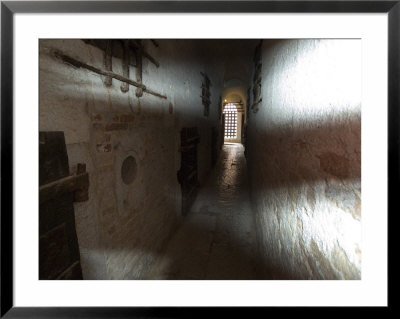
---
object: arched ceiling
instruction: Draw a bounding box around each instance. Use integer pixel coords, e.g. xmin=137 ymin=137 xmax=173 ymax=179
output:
xmin=195 ymin=39 xmax=260 ymax=120
xmin=222 ymin=86 xmax=247 ymax=114
xmin=197 ymin=39 xmax=259 ymax=84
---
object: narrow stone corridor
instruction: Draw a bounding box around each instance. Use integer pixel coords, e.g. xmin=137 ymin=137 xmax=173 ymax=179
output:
xmin=147 ymin=143 xmax=258 ymax=279
xmin=39 ymin=39 xmax=362 ymax=281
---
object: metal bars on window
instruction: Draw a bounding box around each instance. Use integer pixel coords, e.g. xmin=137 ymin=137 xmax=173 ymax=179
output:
xmin=224 ymin=103 xmax=238 ymax=139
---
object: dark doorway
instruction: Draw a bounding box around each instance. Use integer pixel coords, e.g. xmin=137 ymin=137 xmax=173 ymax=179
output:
xmin=177 ymin=127 xmax=200 ymax=215
xmin=39 ymin=131 xmax=84 ymax=280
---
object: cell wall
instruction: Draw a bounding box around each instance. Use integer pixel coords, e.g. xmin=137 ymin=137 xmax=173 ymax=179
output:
xmin=39 ymin=39 xmax=223 ymax=279
xmin=247 ymin=39 xmax=362 ymax=279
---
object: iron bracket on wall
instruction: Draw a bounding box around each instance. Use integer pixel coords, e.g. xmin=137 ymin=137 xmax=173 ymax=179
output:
xmin=251 ymin=40 xmax=263 ymax=113
xmin=200 ymin=72 xmax=211 ymax=116
xmin=69 ymin=39 xmax=165 ymax=98
xmin=53 ymin=49 xmax=167 ymax=99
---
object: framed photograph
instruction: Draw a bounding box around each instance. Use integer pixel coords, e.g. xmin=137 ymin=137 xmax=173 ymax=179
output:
xmin=1 ymin=0 xmax=396 ymax=317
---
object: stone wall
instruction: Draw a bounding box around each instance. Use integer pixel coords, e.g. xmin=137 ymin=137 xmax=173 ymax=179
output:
xmin=246 ymin=39 xmax=362 ymax=279
xmin=39 ymin=39 xmax=223 ymax=279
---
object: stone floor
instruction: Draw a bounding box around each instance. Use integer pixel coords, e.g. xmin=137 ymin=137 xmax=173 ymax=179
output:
xmin=146 ymin=143 xmax=258 ymax=280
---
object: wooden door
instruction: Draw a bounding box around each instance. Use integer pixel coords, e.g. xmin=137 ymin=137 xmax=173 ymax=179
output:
xmin=177 ymin=127 xmax=199 ymax=216
xmin=221 ymin=113 xmax=226 ymax=146
xmin=39 ymin=131 xmax=87 ymax=279
xmin=211 ymin=126 xmax=218 ymax=167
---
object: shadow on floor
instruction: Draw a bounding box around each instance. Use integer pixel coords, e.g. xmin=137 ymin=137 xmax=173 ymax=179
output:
xmin=145 ymin=143 xmax=292 ymax=280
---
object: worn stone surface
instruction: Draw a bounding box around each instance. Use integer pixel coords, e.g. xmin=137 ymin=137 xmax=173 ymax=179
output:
xmin=246 ymin=40 xmax=362 ymax=279
xmin=147 ymin=144 xmax=257 ymax=280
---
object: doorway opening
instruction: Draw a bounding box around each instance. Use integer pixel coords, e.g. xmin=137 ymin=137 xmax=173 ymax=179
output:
xmin=223 ymin=103 xmax=238 ymax=142
xmin=177 ymin=127 xmax=200 ymax=216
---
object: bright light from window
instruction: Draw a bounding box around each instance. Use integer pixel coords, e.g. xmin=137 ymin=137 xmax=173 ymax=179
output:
xmin=224 ymin=103 xmax=238 ymax=139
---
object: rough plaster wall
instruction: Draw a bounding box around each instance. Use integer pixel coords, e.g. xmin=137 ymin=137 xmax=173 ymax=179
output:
xmin=149 ymin=40 xmax=223 ymax=183
xmin=247 ymin=39 xmax=361 ymax=279
xmin=39 ymin=39 xmax=222 ymax=279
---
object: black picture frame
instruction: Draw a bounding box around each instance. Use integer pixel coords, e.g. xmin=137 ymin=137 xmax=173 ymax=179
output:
xmin=1 ymin=1 xmax=396 ymax=317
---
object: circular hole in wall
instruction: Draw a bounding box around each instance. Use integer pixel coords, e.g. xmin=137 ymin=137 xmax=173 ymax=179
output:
xmin=121 ymin=156 xmax=137 ymax=185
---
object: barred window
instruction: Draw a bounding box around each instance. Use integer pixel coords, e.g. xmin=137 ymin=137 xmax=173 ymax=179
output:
xmin=224 ymin=103 xmax=238 ymax=139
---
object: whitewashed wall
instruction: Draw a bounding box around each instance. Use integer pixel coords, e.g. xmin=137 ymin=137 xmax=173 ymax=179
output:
xmin=247 ymin=39 xmax=362 ymax=279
